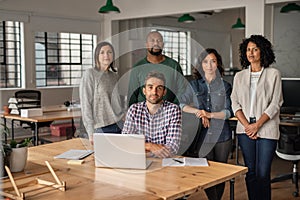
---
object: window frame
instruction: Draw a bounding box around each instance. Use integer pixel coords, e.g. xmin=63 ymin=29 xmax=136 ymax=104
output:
xmin=0 ymin=21 xmax=23 ymax=89
xmin=35 ymin=31 xmax=96 ymax=88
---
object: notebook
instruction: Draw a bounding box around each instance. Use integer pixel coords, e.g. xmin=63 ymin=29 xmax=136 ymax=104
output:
xmin=93 ymin=133 xmax=152 ymax=169
xmin=54 ymin=149 xmax=94 ymax=160
xmin=162 ymin=157 xmax=209 ymax=167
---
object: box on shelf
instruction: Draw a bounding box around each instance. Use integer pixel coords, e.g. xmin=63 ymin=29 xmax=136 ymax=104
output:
xmin=50 ymin=123 xmax=76 ymax=137
xmin=20 ymin=108 xmax=43 ymax=117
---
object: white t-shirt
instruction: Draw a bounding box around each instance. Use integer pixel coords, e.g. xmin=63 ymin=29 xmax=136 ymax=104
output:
xmin=249 ymin=67 xmax=264 ymax=117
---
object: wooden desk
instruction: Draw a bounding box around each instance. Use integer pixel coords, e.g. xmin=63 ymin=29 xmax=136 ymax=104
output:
xmin=1 ymin=139 xmax=248 ymax=200
xmin=1 ymin=163 xmax=160 ymax=200
xmin=2 ymin=110 xmax=81 ymax=145
xmin=280 ymin=119 xmax=300 ymax=135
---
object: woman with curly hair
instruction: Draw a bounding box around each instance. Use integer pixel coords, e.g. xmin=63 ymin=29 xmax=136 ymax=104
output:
xmin=231 ymin=35 xmax=283 ymax=200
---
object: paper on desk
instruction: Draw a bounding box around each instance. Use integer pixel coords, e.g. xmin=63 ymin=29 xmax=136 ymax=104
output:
xmin=162 ymin=157 xmax=209 ymax=167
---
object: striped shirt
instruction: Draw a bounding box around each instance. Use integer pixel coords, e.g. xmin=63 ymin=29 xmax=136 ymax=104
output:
xmin=122 ymin=101 xmax=182 ymax=155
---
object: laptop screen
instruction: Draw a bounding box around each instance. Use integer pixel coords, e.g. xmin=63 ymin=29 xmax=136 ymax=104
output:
xmin=93 ymin=133 xmax=151 ymax=169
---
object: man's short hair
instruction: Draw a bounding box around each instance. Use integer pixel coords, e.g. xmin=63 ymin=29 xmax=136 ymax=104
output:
xmin=146 ymin=31 xmax=163 ymax=42
xmin=144 ymin=71 xmax=166 ymax=86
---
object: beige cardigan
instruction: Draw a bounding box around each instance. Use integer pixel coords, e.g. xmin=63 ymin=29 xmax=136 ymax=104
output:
xmin=231 ymin=67 xmax=283 ymax=140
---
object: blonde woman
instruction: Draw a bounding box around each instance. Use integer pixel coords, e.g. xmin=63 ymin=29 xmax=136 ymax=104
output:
xmin=80 ymin=42 xmax=124 ymax=144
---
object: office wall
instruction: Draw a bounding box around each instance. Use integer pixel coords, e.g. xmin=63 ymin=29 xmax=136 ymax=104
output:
xmin=146 ymin=8 xmax=240 ymax=69
xmin=0 ymin=0 xmax=299 ymax=109
xmin=0 ymin=8 xmax=101 ymax=108
xmin=273 ymin=4 xmax=300 ymax=78
xmin=113 ymin=8 xmax=244 ymax=79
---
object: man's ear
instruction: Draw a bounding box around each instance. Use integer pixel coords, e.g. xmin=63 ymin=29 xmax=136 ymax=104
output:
xmin=145 ymin=42 xmax=150 ymax=49
xmin=163 ymin=88 xmax=167 ymax=96
xmin=142 ymin=87 xmax=146 ymax=95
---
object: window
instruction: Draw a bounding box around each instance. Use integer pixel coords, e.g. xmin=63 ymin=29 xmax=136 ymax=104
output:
xmin=155 ymin=29 xmax=190 ymax=75
xmin=35 ymin=32 xmax=96 ymax=87
xmin=0 ymin=21 xmax=22 ymax=88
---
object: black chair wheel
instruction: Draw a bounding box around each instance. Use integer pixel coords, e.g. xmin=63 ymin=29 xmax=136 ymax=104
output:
xmin=292 ymin=191 xmax=299 ymax=197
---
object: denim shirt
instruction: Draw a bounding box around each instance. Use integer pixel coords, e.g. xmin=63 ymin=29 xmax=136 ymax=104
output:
xmin=180 ymin=77 xmax=233 ymax=143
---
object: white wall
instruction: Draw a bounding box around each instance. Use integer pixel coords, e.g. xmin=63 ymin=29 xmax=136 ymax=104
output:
xmin=273 ymin=4 xmax=300 ymax=78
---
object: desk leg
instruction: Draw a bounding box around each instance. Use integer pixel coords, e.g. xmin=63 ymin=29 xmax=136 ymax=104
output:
xmin=235 ymin=135 xmax=240 ymax=165
xmin=34 ymin=122 xmax=38 ymax=146
xmin=230 ymin=178 xmax=235 ymax=200
xmin=11 ymin=119 xmax=15 ymax=141
xmin=66 ymin=118 xmax=75 ymax=140
xmin=3 ymin=117 xmax=7 ymax=143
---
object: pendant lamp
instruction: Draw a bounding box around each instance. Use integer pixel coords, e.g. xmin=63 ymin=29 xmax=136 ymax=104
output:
xmin=280 ymin=3 xmax=300 ymax=13
xmin=178 ymin=14 xmax=195 ymax=23
xmin=98 ymin=0 xmax=120 ymax=14
xmin=232 ymin=8 xmax=245 ymax=29
xmin=232 ymin=17 xmax=245 ymax=29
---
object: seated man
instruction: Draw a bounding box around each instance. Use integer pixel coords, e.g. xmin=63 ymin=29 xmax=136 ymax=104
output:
xmin=122 ymin=71 xmax=182 ymax=158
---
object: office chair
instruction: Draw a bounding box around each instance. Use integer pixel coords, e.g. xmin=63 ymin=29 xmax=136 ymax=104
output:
xmin=178 ymin=112 xmax=202 ymax=157
xmin=228 ymin=118 xmax=240 ymax=165
xmin=15 ymin=90 xmax=41 ymax=108
xmin=14 ymin=90 xmax=51 ymax=144
xmin=271 ymin=130 xmax=300 ymax=197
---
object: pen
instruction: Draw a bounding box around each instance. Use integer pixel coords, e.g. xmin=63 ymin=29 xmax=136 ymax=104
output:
xmin=173 ymin=158 xmax=184 ymax=164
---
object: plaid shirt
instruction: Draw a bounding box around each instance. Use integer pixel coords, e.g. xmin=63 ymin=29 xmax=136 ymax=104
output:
xmin=122 ymin=101 xmax=182 ymax=155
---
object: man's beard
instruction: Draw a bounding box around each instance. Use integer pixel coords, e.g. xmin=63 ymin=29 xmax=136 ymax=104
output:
xmin=147 ymin=95 xmax=164 ymax=104
xmin=149 ymin=48 xmax=163 ymax=56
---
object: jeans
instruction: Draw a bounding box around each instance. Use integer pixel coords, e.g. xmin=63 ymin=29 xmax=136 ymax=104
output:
xmin=205 ymin=139 xmax=232 ymax=200
xmin=237 ymin=134 xmax=277 ymax=200
xmin=95 ymin=121 xmax=123 ymax=134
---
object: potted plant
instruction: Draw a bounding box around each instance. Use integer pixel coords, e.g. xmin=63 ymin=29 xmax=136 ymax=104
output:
xmin=9 ymin=137 xmax=32 ymax=172
xmin=0 ymin=123 xmax=12 ymax=177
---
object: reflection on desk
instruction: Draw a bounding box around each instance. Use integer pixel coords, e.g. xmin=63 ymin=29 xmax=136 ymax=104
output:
xmin=1 ymin=163 xmax=159 ymax=200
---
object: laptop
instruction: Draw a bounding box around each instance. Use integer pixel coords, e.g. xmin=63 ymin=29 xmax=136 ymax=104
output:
xmin=93 ymin=133 xmax=152 ymax=169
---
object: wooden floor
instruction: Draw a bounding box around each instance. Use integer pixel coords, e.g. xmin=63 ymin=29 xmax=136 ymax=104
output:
xmin=188 ymin=150 xmax=300 ymax=200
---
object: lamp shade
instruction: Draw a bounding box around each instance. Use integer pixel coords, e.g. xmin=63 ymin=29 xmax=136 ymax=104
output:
xmin=178 ymin=14 xmax=195 ymax=23
xmin=231 ymin=18 xmax=245 ymax=29
xmin=99 ymin=0 xmax=120 ymax=14
xmin=280 ymin=3 xmax=300 ymax=13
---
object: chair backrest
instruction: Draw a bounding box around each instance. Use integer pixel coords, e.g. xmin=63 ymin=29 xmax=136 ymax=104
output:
xmin=278 ymin=131 xmax=300 ymax=155
xmin=178 ymin=112 xmax=202 ymax=156
xmin=15 ymin=90 xmax=41 ymax=107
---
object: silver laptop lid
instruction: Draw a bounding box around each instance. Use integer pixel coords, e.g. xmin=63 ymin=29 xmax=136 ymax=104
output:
xmin=93 ymin=133 xmax=151 ymax=169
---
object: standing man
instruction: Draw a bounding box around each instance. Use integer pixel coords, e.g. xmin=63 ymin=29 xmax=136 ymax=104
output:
xmin=122 ymin=71 xmax=182 ymax=158
xmin=127 ymin=31 xmax=186 ymax=107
